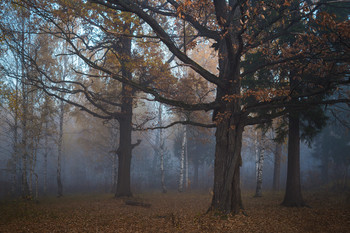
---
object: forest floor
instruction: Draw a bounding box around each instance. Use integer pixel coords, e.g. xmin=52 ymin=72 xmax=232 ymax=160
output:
xmin=0 ymin=191 xmax=349 ymax=232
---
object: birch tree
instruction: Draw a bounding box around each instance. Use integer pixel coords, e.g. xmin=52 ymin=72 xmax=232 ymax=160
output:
xmin=158 ymin=104 xmax=167 ymax=193
xmin=178 ymin=125 xmax=187 ymax=193
xmin=254 ymin=130 xmax=265 ymax=197
xmin=11 ymin=0 xmax=350 ymax=213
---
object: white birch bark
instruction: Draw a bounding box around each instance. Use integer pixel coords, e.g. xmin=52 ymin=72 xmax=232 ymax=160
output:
xmin=185 ymin=132 xmax=189 ymax=189
xmin=110 ymin=120 xmax=118 ymax=193
xmin=255 ymin=131 xmax=258 ymax=182
xmin=255 ymin=130 xmax=265 ymax=197
xmin=178 ymin=125 xmax=187 ymax=192
xmin=158 ymin=104 xmax=167 ymax=193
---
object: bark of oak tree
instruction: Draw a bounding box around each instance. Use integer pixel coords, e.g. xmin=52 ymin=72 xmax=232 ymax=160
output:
xmin=114 ymin=26 xmax=137 ymax=197
xmin=209 ymin=0 xmax=245 ymax=214
xmin=115 ymin=105 xmax=133 ymax=197
xmin=282 ymin=113 xmax=305 ymax=206
xmin=210 ymin=120 xmax=244 ymax=214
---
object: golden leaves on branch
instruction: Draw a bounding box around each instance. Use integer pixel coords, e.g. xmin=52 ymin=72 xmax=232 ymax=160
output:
xmin=176 ymin=0 xmax=214 ymax=22
xmin=222 ymin=88 xmax=290 ymax=103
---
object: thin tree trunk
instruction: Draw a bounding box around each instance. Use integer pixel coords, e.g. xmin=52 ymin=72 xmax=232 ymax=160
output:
xmin=193 ymin=161 xmax=199 ymax=189
xmin=57 ymin=99 xmax=64 ymax=197
xmin=109 ymin=120 xmax=118 ymax=193
xmin=44 ymin=121 xmax=48 ymax=195
xmin=255 ymin=131 xmax=265 ymax=197
xmin=34 ymin=173 xmax=38 ymax=201
xmin=282 ymin=113 xmax=305 ymax=207
xmin=112 ymin=151 xmax=117 ymax=193
xmin=158 ymin=104 xmax=167 ymax=193
xmin=12 ymin=75 xmax=19 ymax=195
xmin=178 ymin=126 xmax=186 ymax=192
xmin=160 ymin=138 xmax=167 ymax=193
xmin=185 ymin=130 xmax=189 ymax=189
xmin=29 ymin=136 xmax=34 ymax=197
xmin=255 ymin=131 xmax=259 ymax=181
xmin=20 ymin=10 xmax=29 ymax=199
xmin=273 ymin=142 xmax=282 ymax=191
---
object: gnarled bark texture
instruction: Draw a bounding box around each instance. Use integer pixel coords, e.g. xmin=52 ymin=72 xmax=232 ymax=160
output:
xmin=210 ymin=119 xmax=244 ymax=214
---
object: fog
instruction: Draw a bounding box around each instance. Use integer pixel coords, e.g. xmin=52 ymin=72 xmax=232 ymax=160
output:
xmin=1 ymin=109 xmax=348 ymax=198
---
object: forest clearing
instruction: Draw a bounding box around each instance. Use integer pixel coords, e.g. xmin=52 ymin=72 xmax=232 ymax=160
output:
xmin=1 ymin=1 xmax=350 ymax=231
xmin=1 ymin=191 xmax=349 ymax=233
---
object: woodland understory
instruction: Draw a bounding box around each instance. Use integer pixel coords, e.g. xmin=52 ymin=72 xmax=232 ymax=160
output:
xmin=0 ymin=0 xmax=349 ymax=223
xmin=0 ymin=192 xmax=349 ymax=233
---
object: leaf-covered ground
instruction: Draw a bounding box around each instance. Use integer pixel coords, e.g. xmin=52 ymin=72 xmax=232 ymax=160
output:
xmin=0 ymin=191 xmax=349 ymax=232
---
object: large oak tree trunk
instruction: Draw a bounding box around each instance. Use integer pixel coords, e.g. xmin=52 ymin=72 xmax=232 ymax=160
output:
xmin=114 ymin=22 xmax=137 ymax=198
xmin=210 ymin=119 xmax=244 ymax=214
xmin=115 ymin=93 xmax=133 ymax=197
xmin=209 ymin=0 xmax=243 ymax=211
xmin=282 ymin=113 xmax=305 ymax=206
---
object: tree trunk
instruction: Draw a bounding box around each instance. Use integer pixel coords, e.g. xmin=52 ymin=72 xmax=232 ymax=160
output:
xmin=209 ymin=0 xmax=243 ymax=213
xmin=185 ymin=129 xmax=189 ymax=189
xmin=29 ymin=136 xmax=34 ymax=197
xmin=160 ymin=141 xmax=167 ymax=193
xmin=20 ymin=13 xmax=29 ymax=198
xmin=178 ymin=126 xmax=187 ymax=192
xmin=273 ymin=142 xmax=282 ymax=192
xmin=210 ymin=119 xmax=244 ymax=214
xmin=12 ymin=76 xmax=19 ymax=195
xmin=44 ymin=121 xmax=48 ymax=195
xmin=255 ymin=131 xmax=265 ymax=197
xmin=115 ymin=111 xmax=133 ymax=197
xmin=193 ymin=161 xmax=199 ymax=189
xmin=112 ymin=151 xmax=118 ymax=193
xmin=114 ymin=22 xmax=138 ymax=198
xmin=156 ymin=103 xmax=167 ymax=193
xmin=57 ymin=99 xmax=64 ymax=197
xmin=282 ymin=113 xmax=305 ymax=206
